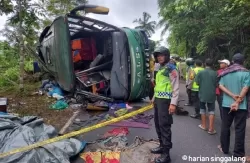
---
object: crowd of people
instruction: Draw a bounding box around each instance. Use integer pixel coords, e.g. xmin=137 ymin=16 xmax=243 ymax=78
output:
xmin=149 ymin=46 xmax=249 ymax=163
xmin=184 ymin=54 xmax=249 ymax=158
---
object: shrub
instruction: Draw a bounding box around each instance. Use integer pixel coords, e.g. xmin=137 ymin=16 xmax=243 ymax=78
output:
xmin=0 ymin=66 xmax=19 ymax=87
xmin=24 ymin=60 xmax=34 ymax=73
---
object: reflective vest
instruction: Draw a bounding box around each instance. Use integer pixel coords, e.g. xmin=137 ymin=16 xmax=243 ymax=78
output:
xmin=186 ymin=66 xmax=193 ymax=81
xmin=191 ymin=67 xmax=204 ymax=91
xmin=176 ymin=62 xmax=180 ymax=71
xmin=154 ymin=67 xmax=173 ymax=99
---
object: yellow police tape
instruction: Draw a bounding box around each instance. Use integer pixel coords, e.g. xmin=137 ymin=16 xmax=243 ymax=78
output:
xmin=0 ymin=104 xmax=153 ymax=158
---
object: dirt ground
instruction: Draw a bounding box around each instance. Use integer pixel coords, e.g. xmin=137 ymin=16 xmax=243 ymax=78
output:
xmin=0 ymin=82 xmax=73 ymax=130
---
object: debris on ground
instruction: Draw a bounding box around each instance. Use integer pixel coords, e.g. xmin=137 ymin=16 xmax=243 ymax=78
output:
xmin=103 ymin=127 xmax=129 ymax=138
xmin=81 ymin=137 xmax=160 ymax=163
xmin=70 ymin=104 xmax=83 ymax=111
xmin=131 ymin=113 xmax=154 ymax=124
xmin=99 ymin=136 xmax=128 ymax=150
xmin=120 ymin=137 xmax=160 ymax=163
xmin=47 ymin=86 xmax=64 ymax=99
xmin=0 ymin=113 xmax=85 ymax=163
xmin=86 ymin=103 xmax=109 ymax=111
xmin=38 ymin=79 xmax=68 ymax=105
xmin=1 ymin=86 xmax=74 ymax=130
xmin=50 ymin=100 xmax=69 ymax=110
xmin=108 ymin=121 xmax=151 ymax=129
xmin=109 ymin=103 xmax=133 ymax=110
xmin=114 ymin=109 xmax=128 ymax=117
xmin=81 ymin=151 xmax=121 ymax=163
xmin=69 ymin=104 xmax=154 ymax=133
xmin=59 ymin=110 xmax=81 ymax=135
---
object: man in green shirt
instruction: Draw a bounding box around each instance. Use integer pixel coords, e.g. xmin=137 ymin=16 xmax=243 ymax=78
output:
xmin=195 ymin=58 xmax=217 ymax=134
xmin=218 ymin=53 xmax=250 ymax=158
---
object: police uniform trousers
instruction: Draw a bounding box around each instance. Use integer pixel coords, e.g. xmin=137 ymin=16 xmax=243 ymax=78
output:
xmin=154 ymin=98 xmax=173 ymax=150
xmin=191 ymin=90 xmax=200 ymax=115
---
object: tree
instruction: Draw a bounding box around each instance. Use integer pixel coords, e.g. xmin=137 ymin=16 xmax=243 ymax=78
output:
xmin=0 ymin=0 xmax=13 ymax=15
xmin=0 ymin=0 xmax=44 ymax=90
xmin=44 ymin=0 xmax=87 ymax=17
xmin=40 ymin=0 xmax=87 ymax=27
xmin=0 ymin=0 xmax=88 ymax=90
xmin=149 ymin=40 xmax=156 ymax=53
xmin=157 ymin=17 xmax=169 ymax=38
xmin=18 ymin=0 xmax=24 ymax=90
xmin=158 ymin=0 xmax=250 ymax=66
xmin=133 ymin=12 xmax=156 ymax=37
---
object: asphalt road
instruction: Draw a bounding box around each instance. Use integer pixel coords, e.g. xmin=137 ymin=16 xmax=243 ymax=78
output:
xmin=71 ymin=83 xmax=250 ymax=163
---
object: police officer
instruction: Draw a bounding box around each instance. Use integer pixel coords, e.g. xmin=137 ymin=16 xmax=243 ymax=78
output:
xmin=150 ymin=46 xmax=180 ymax=163
xmin=185 ymin=58 xmax=195 ymax=106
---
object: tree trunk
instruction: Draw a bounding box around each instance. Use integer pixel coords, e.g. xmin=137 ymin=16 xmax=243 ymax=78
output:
xmin=18 ymin=0 xmax=24 ymax=91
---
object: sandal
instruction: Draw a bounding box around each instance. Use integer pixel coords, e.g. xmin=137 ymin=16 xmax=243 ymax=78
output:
xmin=217 ymin=145 xmax=223 ymax=153
xmin=198 ymin=124 xmax=207 ymax=131
xmin=208 ymin=130 xmax=217 ymax=135
xmin=217 ymin=145 xmax=229 ymax=154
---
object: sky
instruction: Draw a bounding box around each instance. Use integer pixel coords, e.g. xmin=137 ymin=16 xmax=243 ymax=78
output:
xmin=0 ymin=0 xmax=169 ymax=45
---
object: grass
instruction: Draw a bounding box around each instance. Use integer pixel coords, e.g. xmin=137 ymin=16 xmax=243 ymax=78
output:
xmin=0 ymin=81 xmax=74 ymax=130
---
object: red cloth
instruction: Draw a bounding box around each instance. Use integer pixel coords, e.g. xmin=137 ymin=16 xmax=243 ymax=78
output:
xmin=81 ymin=152 xmax=120 ymax=163
xmin=99 ymin=82 xmax=105 ymax=89
xmin=216 ymin=69 xmax=223 ymax=95
xmin=103 ymin=127 xmax=129 ymax=138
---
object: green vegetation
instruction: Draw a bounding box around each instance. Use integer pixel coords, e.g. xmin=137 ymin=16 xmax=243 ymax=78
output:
xmin=0 ymin=0 xmax=87 ymax=91
xmin=157 ymin=0 xmax=250 ymax=67
xmin=1 ymin=0 xmax=250 ymax=91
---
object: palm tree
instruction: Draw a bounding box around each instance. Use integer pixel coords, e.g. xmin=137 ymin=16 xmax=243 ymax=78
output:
xmin=157 ymin=17 xmax=169 ymax=38
xmin=133 ymin=12 xmax=156 ymax=37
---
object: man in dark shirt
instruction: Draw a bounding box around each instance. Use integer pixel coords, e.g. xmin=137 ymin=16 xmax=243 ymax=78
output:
xmin=195 ymin=58 xmax=217 ymax=134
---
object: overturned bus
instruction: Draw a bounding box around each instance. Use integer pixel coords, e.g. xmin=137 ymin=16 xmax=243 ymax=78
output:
xmin=36 ymin=4 xmax=152 ymax=105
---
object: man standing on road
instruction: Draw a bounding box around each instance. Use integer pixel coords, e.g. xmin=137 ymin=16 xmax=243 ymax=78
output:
xmin=218 ymin=53 xmax=250 ymax=158
xmin=216 ymin=59 xmax=230 ymax=120
xmin=185 ymin=58 xmax=195 ymax=106
xmin=150 ymin=46 xmax=179 ymax=163
xmin=190 ymin=59 xmax=204 ymax=119
xmin=195 ymin=58 xmax=217 ymax=134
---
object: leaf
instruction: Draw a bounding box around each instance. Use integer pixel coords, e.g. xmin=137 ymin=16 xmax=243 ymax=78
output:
xmin=133 ymin=12 xmax=156 ymax=36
